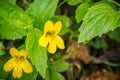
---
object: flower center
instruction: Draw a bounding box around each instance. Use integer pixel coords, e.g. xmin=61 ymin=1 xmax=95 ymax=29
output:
xmin=15 ymin=56 xmax=25 ymax=64
xmin=46 ymin=31 xmax=55 ymax=37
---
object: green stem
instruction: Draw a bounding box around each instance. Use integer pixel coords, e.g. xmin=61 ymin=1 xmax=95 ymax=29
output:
xmin=57 ymin=0 xmax=68 ymax=9
xmin=105 ymin=61 xmax=120 ymax=66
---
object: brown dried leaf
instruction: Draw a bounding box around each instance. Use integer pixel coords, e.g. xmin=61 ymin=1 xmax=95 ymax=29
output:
xmin=65 ymin=40 xmax=92 ymax=64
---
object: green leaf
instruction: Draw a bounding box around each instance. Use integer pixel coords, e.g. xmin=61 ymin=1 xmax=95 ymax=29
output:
xmin=67 ymin=0 xmax=83 ymax=6
xmin=75 ymin=3 xmax=89 ymax=23
xmin=5 ymin=0 xmax=16 ymax=5
xmin=45 ymin=62 xmax=65 ymax=80
xmin=26 ymin=29 xmax=48 ymax=78
xmin=0 ymin=0 xmax=33 ymax=40
xmin=26 ymin=0 xmax=59 ymax=30
xmin=78 ymin=3 xmax=119 ymax=43
xmin=0 ymin=61 xmax=9 ymax=79
xmin=57 ymin=73 xmax=65 ymax=80
xmin=54 ymin=58 xmax=70 ymax=72
xmin=0 ymin=20 xmax=27 ymax=40
xmin=52 ymin=15 xmax=70 ymax=35
xmin=116 ymin=18 xmax=120 ymax=27
xmin=45 ymin=68 xmax=51 ymax=80
xmin=11 ymin=67 xmax=38 ymax=80
xmin=0 ymin=0 xmax=33 ymax=29
xmin=0 ymin=42 xmax=5 ymax=55
xmin=45 ymin=67 xmax=59 ymax=80
xmin=116 ymin=11 xmax=120 ymax=27
xmin=95 ymin=0 xmax=118 ymax=10
xmin=50 ymin=51 xmax=63 ymax=60
xmin=17 ymin=44 xmax=26 ymax=51
xmin=87 ymin=38 xmax=108 ymax=50
xmin=108 ymin=28 xmax=120 ymax=43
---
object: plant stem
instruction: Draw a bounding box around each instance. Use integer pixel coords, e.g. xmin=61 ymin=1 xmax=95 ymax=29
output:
xmin=57 ymin=0 xmax=68 ymax=9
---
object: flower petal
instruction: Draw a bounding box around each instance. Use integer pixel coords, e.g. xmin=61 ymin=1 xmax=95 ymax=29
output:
xmin=22 ymin=60 xmax=33 ymax=73
xmin=39 ymin=34 xmax=49 ymax=47
xmin=54 ymin=21 xmax=62 ymax=34
xmin=10 ymin=47 xmax=18 ymax=57
xmin=55 ymin=36 xmax=65 ymax=49
xmin=3 ymin=58 xmax=15 ymax=72
xmin=13 ymin=64 xmax=22 ymax=78
xmin=19 ymin=50 xmax=27 ymax=58
xmin=44 ymin=20 xmax=53 ymax=33
xmin=48 ymin=38 xmax=57 ymax=54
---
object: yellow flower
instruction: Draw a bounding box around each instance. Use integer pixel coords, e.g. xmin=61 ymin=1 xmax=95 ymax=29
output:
xmin=3 ymin=47 xmax=33 ymax=78
xmin=39 ymin=20 xmax=65 ymax=54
